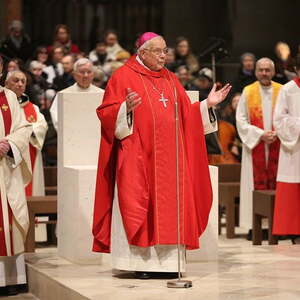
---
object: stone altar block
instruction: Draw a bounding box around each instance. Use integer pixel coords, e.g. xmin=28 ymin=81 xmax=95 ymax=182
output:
xmin=57 ymin=92 xmax=104 ymax=264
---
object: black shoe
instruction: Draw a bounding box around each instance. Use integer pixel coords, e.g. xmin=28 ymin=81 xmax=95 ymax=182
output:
xmin=246 ymin=229 xmax=252 ymax=241
xmin=135 ymin=271 xmax=151 ymax=279
xmin=154 ymin=272 xmax=180 ymax=279
xmin=6 ymin=285 xmax=19 ymax=296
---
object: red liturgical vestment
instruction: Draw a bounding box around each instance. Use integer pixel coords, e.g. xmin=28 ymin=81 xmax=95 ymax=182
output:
xmin=93 ymin=55 xmax=212 ymax=253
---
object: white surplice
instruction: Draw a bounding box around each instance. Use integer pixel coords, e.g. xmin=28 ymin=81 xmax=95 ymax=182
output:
xmin=111 ymin=97 xmax=217 ymax=272
xmin=236 ymin=83 xmax=274 ymax=230
xmin=274 ymin=80 xmax=300 ymax=183
xmin=0 ymin=86 xmax=32 ymax=287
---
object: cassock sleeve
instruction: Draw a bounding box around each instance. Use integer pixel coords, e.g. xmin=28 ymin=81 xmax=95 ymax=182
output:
xmin=274 ymin=86 xmax=300 ymax=150
xmin=7 ymin=141 xmax=22 ymax=167
xmin=50 ymin=94 xmax=58 ymax=131
xmin=200 ymin=100 xmax=218 ymax=135
xmin=114 ymin=101 xmax=133 ymax=140
xmin=30 ymin=105 xmax=48 ymax=150
xmin=236 ymin=90 xmax=264 ymax=150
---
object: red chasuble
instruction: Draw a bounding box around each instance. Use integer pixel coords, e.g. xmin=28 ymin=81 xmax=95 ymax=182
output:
xmin=245 ymin=81 xmax=281 ymax=190
xmin=0 ymin=90 xmax=14 ymax=256
xmin=23 ymin=101 xmax=37 ymax=196
xmin=92 ymin=55 xmax=213 ymax=253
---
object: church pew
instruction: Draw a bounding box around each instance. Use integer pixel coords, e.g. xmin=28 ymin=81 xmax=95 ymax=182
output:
xmin=252 ymin=190 xmax=278 ymax=245
xmin=25 ymin=195 xmax=57 ymax=252
xmin=215 ymin=163 xmax=241 ymax=238
xmin=44 ymin=166 xmax=57 ymax=195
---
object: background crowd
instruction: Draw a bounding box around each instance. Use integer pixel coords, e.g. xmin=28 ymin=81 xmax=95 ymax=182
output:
xmin=1 ymin=20 xmax=299 ymax=166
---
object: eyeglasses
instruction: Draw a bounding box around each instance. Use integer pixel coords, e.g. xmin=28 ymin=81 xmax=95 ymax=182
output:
xmin=144 ymin=47 xmax=169 ymax=56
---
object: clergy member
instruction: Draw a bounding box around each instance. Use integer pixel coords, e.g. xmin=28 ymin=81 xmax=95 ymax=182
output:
xmin=0 ymin=56 xmax=32 ymax=296
xmin=50 ymin=58 xmax=104 ymax=131
xmin=236 ymin=58 xmax=282 ymax=237
xmin=273 ymin=54 xmax=300 ymax=244
xmin=5 ymin=70 xmax=48 ymax=197
xmin=93 ymin=32 xmax=231 ymax=279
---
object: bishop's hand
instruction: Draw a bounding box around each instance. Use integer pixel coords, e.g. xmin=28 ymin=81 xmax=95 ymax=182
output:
xmin=207 ymin=83 xmax=232 ymax=108
xmin=126 ymin=88 xmax=142 ymax=113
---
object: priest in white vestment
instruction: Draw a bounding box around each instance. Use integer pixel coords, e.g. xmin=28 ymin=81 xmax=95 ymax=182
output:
xmin=0 ymin=56 xmax=32 ymax=296
xmin=93 ymin=32 xmax=231 ymax=279
xmin=236 ymin=58 xmax=282 ymax=234
xmin=273 ymin=55 xmax=300 ymax=244
xmin=5 ymin=71 xmax=48 ymax=196
xmin=50 ymin=58 xmax=105 ymax=131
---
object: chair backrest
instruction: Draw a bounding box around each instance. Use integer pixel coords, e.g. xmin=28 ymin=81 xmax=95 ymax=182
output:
xmin=44 ymin=166 xmax=57 ymax=187
xmin=214 ymin=163 xmax=241 ymax=182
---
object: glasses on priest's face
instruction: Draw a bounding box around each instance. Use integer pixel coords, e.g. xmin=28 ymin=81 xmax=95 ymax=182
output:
xmin=144 ymin=47 xmax=169 ymax=56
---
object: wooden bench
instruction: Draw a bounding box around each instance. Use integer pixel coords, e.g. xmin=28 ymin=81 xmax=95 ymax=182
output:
xmin=25 ymin=196 xmax=57 ymax=252
xmin=252 ymin=190 xmax=278 ymax=245
xmin=216 ymin=163 xmax=241 ymax=238
xmin=44 ymin=166 xmax=57 ymax=195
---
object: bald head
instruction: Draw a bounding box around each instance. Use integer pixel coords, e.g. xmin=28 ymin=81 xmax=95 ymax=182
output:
xmin=5 ymin=70 xmax=27 ymax=97
xmin=255 ymin=58 xmax=275 ymax=86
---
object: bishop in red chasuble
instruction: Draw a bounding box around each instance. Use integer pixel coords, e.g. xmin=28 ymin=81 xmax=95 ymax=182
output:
xmin=92 ymin=33 xmax=231 ymax=278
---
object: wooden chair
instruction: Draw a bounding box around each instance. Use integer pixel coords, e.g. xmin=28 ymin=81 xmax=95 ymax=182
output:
xmin=44 ymin=166 xmax=57 ymax=195
xmin=215 ymin=163 xmax=241 ymax=238
xmin=25 ymin=195 xmax=57 ymax=252
xmin=252 ymin=190 xmax=278 ymax=245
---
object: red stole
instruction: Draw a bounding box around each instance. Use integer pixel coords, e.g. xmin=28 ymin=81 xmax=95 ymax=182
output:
xmin=23 ymin=101 xmax=37 ymax=196
xmin=0 ymin=90 xmax=13 ymax=256
xmin=294 ymin=77 xmax=300 ymax=88
xmin=92 ymin=55 xmax=212 ymax=253
xmin=245 ymin=81 xmax=281 ymax=190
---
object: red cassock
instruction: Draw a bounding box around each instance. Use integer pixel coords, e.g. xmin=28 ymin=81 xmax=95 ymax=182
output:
xmin=92 ymin=55 xmax=212 ymax=253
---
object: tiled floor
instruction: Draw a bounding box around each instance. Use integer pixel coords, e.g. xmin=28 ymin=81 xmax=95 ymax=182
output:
xmin=22 ymin=233 xmax=300 ymax=300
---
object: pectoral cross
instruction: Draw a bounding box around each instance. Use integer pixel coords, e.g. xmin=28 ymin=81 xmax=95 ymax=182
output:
xmin=159 ymin=93 xmax=168 ymax=108
xmin=1 ymin=104 xmax=8 ymax=112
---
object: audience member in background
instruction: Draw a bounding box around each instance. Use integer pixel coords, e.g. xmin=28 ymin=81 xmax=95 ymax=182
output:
xmin=109 ymin=50 xmax=132 ymax=75
xmin=273 ymin=54 xmax=300 ymax=244
xmin=0 ymin=20 xmax=32 ymax=62
xmin=236 ymin=58 xmax=282 ymax=239
xmin=27 ymin=61 xmax=49 ymax=107
xmin=31 ymin=46 xmax=49 ymax=69
xmin=273 ymin=41 xmax=296 ymax=84
xmin=194 ymin=68 xmax=214 ymax=100
xmin=5 ymin=70 xmax=48 ymax=197
xmin=176 ymin=65 xmax=197 ymax=90
xmin=52 ymin=55 xmax=75 ymax=91
xmin=104 ymin=30 xmax=124 ymax=61
xmin=233 ymin=52 xmax=256 ymax=93
xmin=47 ymin=24 xmax=80 ymax=55
xmin=93 ymin=67 xmax=106 ymax=89
xmin=50 ymin=58 xmax=104 ymax=131
xmin=164 ymin=47 xmax=177 ymax=72
xmin=174 ymin=36 xmax=199 ymax=74
xmin=219 ymin=93 xmax=242 ymax=162
xmin=6 ymin=58 xmax=24 ymax=73
xmin=43 ymin=46 xmax=64 ymax=86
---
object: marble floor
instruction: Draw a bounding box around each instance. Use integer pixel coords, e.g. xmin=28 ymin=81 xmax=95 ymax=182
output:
xmin=20 ymin=233 xmax=300 ymax=300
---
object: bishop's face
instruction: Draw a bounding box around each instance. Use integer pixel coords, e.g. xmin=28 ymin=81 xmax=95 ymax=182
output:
xmin=140 ymin=38 xmax=167 ymax=71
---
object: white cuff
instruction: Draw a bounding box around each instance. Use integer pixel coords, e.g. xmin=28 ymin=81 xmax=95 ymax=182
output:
xmin=200 ymin=100 xmax=218 ymax=135
xmin=115 ymin=102 xmax=134 ymax=140
xmin=7 ymin=141 xmax=22 ymax=168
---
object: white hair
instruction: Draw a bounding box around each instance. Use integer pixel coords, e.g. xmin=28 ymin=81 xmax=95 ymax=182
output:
xmin=74 ymin=58 xmax=93 ymax=72
xmin=137 ymin=36 xmax=164 ymax=53
xmin=256 ymin=57 xmax=275 ymax=70
xmin=5 ymin=70 xmax=26 ymax=83
xmin=29 ymin=60 xmax=43 ymax=71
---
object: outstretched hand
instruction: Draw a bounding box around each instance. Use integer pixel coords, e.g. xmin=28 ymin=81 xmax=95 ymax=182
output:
xmin=207 ymin=83 xmax=232 ymax=108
